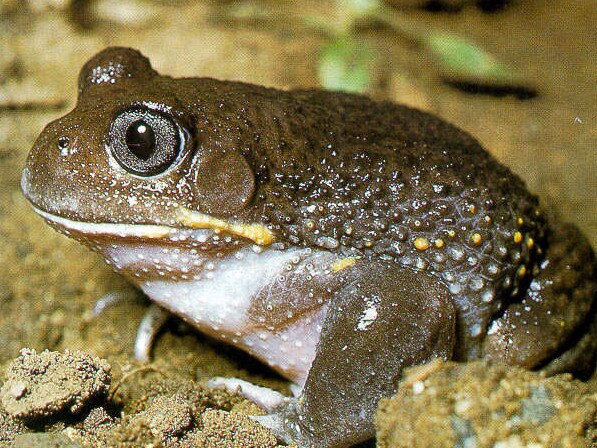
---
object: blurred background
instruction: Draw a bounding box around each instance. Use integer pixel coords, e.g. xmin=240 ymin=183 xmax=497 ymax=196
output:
xmin=0 ymin=0 xmax=595 ymax=395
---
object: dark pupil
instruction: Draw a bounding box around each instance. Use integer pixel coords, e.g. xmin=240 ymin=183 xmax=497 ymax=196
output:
xmin=125 ymin=120 xmax=155 ymax=160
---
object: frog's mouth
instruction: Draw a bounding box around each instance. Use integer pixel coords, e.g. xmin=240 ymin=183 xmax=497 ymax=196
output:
xmin=31 ymin=206 xmax=275 ymax=248
xmin=34 ymin=207 xmax=177 ymax=239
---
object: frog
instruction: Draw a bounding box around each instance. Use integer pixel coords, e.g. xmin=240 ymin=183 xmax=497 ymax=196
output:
xmin=20 ymin=47 xmax=597 ymax=448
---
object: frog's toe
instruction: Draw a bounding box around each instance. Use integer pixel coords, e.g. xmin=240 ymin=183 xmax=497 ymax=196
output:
xmin=205 ymin=377 xmax=309 ymax=445
xmin=205 ymin=377 xmax=289 ymax=412
xmin=134 ymin=303 xmax=170 ymax=361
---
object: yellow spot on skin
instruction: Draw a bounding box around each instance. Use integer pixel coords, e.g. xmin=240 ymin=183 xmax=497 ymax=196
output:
xmin=526 ymin=237 xmax=535 ymax=249
xmin=176 ymin=207 xmax=275 ymax=246
xmin=364 ymin=240 xmax=374 ymax=248
xmin=484 ymin=215 xmax=492 ymax=224
xmin=517 ymin=217 xmax=524 ymax=226
xmin=434 ymin=238 xmax=445 ymax=248
xmin=471 ymin=233 xmax=482 ymax=245
xmin=468 ymin=204 xmax=476 ymax=214
xmin=447 ymin=230 xmax=456 ymax=238
xmin=513 ymin=231 xmax=523 ymax=244
xmin=330 ymin=257 xmax=359 ymax=272
xmin=414 ymin=237 xmax=430 ymax=251
xmin=517 ymin=265 xmax=527 ymax=278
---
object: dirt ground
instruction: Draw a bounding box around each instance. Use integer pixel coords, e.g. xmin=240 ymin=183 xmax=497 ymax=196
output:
xmin=0 ymin=0 xmax=595 ymax=446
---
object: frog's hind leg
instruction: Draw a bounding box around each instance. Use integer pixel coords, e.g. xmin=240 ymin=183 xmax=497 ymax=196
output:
xmin=541 ymin=312 xmax=597 ymax=378
xmin=483 ymin=222 xmax=597 ymax=378
xmin=292 ymin=264 xmax=456 ymax=447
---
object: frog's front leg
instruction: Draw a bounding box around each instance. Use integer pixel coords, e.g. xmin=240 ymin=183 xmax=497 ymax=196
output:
xmin=212 ymin=264 xmax=456 ymax=447
xmin=91 ymin=291 xmax=171 ymax=362
xmin=134 ymin=303 xmax=170 ymax=361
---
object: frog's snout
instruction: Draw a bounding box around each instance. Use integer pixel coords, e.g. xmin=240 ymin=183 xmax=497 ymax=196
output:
xmin=21 ymin=118 xmax=88 ymax=219
xmin=21 ymin=126 xmax=56 ymax=210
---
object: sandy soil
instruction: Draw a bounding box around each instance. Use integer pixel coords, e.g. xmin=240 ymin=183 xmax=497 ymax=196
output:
xmin=0 ymin=0 xmax=595 ymax=446
xmin=376 ymin=360 xmax=597 ymax=447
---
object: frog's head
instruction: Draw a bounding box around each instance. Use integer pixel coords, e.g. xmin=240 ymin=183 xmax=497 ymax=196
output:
xmin=21 ymin=47 xmax=274 ymax=278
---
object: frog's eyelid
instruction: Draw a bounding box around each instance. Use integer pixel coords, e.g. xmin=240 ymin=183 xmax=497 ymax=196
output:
xmin=138 ymin=101 xmax=173 ymax=113
xmin=114 ymin=101 xmax=193 ymax=138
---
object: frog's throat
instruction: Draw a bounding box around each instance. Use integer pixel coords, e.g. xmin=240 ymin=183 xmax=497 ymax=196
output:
xmin=32 ymin=207 xmax=275 ymax=247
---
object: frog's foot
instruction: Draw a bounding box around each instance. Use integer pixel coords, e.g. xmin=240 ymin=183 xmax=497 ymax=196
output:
xmin=205 ymin=377 xmax=290 ymax=412
xmin=205 ymin=377 xmax=307 ymax=445
xmin=134 ymin=303 xmax=170 ymax=362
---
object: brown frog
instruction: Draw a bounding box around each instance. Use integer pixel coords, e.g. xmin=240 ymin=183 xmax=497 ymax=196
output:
xmin=20 ymin=47 xmax=597 ymax=447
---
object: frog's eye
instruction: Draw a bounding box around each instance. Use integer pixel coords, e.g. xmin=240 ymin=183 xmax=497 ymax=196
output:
xmin=109 ymin=108 xmax=183 ymax=176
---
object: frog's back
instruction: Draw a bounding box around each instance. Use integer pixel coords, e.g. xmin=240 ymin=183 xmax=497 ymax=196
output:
xmin=218 ymin=85 xmax=592 ymax=367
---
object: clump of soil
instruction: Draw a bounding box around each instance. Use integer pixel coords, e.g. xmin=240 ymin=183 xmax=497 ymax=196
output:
xmin=105 ymin=381 xmax=285 ymax=447
xmin=0 ymin=409 xmax=27 ymax=445
xmin=13 ymin=432 xmax=82 ymax=448
xmin=0 ymin=348 xmax=111 ymax=420
xmin=376 ymin=360 xmax=597 ymax=448
xmin=0 ymin=349 xmax=289 ymax=447
xmin=195 ymin=409 xmax=280 ymax=447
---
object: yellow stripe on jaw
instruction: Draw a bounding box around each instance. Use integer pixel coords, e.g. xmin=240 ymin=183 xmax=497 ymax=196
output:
xmin=176 ymin=207 xmax=275 ymax=246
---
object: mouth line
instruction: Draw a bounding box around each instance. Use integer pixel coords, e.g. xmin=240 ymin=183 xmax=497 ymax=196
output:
xmin=31 ymin=207 xmax=276 ymax=249
xmin=33 ymin=207 xmax=186 ymax=240
xmin=30 ymin=202 xmax=276 ymax=246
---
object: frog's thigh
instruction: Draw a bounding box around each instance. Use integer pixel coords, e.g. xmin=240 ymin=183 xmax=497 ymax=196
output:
xmin=299 ymin=264 xmax=456 ymax=447
xmin=483 ymin=223 xmax=597 ymax=378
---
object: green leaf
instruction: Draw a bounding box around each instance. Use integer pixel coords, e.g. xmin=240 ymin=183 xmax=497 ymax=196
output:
xmin=426 ymin=32 xmax=514 ymax=81
xmin=318 ymin=37 xmax=372 ymax=93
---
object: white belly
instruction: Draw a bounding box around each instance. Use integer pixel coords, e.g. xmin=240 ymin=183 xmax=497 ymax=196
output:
xmin=131 ymin=246 xmax=333 ymax=384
